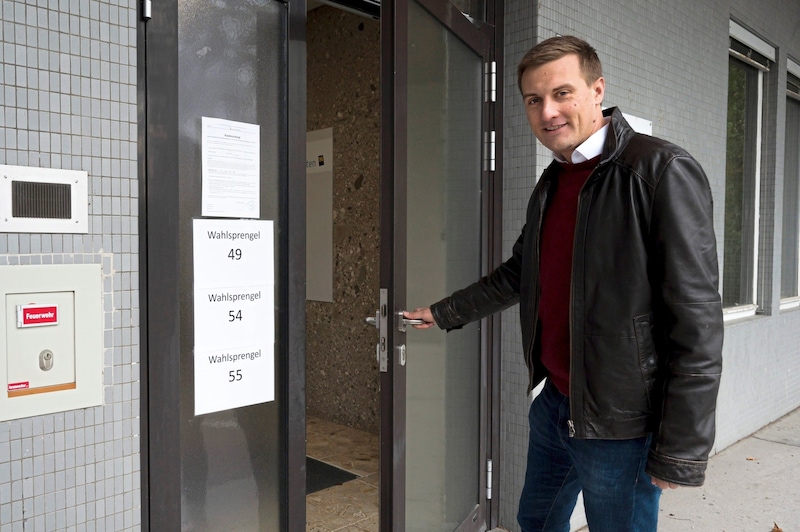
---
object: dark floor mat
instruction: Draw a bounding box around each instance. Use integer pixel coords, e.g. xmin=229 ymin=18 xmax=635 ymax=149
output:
xmin=306 ymin=457 xmax=358 ymax=494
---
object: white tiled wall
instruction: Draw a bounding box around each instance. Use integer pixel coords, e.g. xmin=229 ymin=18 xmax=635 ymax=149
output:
xmin=0 ymin=0 xmax=139 ymax=530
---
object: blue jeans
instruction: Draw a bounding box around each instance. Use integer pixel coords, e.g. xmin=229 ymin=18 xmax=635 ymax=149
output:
xmin=517 ymin=381 xmax=661 ymax=532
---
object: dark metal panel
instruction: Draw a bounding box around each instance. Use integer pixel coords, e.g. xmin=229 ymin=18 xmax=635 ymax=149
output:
xmin=176 ymin=2 xmax=286 ymax=530
xmin=136 ymin=0 xmax=150 ymax=525
xmin=141 ymin=0 xmax=295 ymax=529
xmin=141 ymin=0 xmax=182 ymax=529
xmin=379 ymin=0 xmax=405 ymax=528
xmin=285 ymin=0 xmax=309 ymax=529
xmin=483 ymin=0 xmax=503 ymax=528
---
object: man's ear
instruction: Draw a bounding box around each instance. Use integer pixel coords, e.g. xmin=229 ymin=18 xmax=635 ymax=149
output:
xmin=593 ymin=77 xmax=605 ymax=104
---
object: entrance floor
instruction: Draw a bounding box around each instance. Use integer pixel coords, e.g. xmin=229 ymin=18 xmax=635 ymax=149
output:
xmin=306 ymin=416 xmax=380 ymax=531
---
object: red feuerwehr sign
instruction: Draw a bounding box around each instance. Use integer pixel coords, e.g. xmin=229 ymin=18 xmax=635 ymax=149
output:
xmin=17 ymin=304 xmax=59 ymax=327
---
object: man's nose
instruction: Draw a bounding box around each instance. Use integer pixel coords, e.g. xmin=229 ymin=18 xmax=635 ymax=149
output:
xmin=540 ymin=98 xmax=558 ymax=120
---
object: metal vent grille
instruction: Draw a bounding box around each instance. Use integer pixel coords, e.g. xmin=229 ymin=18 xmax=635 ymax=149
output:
xmin=12 ymin=181 xmax=72 ymax=219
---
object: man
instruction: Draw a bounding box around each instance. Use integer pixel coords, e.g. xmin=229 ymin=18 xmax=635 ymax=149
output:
xmin=404 ymin=35 xmax=723 ymax=531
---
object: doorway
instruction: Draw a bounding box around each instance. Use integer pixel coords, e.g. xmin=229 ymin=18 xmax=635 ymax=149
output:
xmin=303 ymin=1 xmax=499 ymax=531
xmin=304 ymin=3 xmax=383 ymax=530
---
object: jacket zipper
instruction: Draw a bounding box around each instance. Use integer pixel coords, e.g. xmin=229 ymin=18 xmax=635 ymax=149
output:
xmin=527 ymin=188 xmax=549 ymax=392
xmin=567 ymin=194 xmax=578 ymax=437
xmin=567 ymin=167 xmax=599 ymax=438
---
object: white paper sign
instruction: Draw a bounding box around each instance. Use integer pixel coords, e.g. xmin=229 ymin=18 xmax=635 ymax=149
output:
xmin=193 ymin=218 xmax=275 ymax=415
xmin=193 ymin=222 xmax=274 ymax=287
xmin=306 ymin=128 xmax=334 ymax=302
xmin=194 ymin=345 xmax=275 ymax=415
xmin=201 ymin=117 xmax=260 ymax=218
xmin=194 ymin=285 xmax=275 ymax=348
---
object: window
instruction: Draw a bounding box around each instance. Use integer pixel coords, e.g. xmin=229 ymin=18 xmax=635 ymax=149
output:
xmin=781 ymin=69 xmax=800 ymax=307
xmin=723 ymin=54 xmax=761 ymax=309
xmin=723 ymin=22 xmax=774 ymax=318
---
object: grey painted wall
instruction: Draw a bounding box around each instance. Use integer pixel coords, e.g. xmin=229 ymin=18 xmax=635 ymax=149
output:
xmin=0 ymin=0 xmax=140 ymax=530
xmin=500 ymin=0 xmax=800 ymax=529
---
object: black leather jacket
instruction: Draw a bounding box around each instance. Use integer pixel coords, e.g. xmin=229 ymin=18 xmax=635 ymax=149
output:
xmin=430 ymin=107 xmax=723 ymax=486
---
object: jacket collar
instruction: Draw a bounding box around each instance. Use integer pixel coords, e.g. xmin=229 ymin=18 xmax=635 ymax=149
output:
xmin=537 ymin=107 xmax=636 ymax=189
xmin=602 ymin=106 xmax=636 ymax=164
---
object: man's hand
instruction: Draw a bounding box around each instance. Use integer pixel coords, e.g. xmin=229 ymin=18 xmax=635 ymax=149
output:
xmin=651 ymin=476 xmax=680 ymax=490
xmin=403 ymin=308 xmax=437 ymax=329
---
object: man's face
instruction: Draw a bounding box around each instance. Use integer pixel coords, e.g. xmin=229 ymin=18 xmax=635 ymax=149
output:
xmin=520 ymin=54 xmax=605 ymax=162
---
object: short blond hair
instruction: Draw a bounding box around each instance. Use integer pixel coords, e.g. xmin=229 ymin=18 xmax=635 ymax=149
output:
xmin=517 ymin=35 xmax=603 ymax=94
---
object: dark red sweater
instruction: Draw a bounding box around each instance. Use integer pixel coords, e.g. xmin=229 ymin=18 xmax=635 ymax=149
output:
xmin=539 ymin=156 xmax=599 ymax=396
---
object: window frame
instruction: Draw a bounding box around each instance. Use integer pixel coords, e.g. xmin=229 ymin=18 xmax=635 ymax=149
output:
xmin=722 ymin=22 xmax=774 ymax=321
xmin=780 ymin=61 xmax=800 ymax=311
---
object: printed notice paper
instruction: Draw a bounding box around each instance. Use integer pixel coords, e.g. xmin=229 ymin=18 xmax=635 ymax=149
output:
xmin=201 ymin=117 xmax=260 ymax=218
xmin=193 ymin=218 xmax=275 ymax=415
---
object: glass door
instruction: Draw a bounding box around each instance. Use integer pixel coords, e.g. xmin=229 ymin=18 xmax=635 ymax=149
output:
xmin=379 ymin=1 xmax=493 ymax=530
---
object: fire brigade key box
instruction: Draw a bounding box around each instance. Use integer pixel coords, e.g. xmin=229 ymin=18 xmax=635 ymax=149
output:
xmin=0 ymin=264 xmax=102 ymax=422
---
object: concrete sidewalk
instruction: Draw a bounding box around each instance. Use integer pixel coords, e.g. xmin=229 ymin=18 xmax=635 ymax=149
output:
xmin=656 ymin=407 xmax=800 ymax=531
xmin=492 ymin=407 xmax=800 ymax=532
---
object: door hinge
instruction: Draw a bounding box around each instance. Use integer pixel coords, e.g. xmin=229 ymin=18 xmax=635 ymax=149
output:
xmin=483 ymin=130 xmax=496 ymax=172
xmin=142 ymin=0 xmax=152 ymax=20
xmin=484 ymin=61 xmax=496 ymax=103
xmin=486 ymin=458 xmax=493 ymax=500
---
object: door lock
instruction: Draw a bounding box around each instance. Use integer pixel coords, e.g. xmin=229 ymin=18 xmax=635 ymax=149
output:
xmin=39 ymin=349 xmax=54 ymax=371
xmin=397 ymin=344 xmax=406 ymax=366
xmin=364 ymin=289 xmax=390 ymax=372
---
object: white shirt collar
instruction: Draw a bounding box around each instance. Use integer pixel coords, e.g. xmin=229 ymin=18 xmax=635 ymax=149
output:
xmin=552 ymin=119 xmax=610 ymax=164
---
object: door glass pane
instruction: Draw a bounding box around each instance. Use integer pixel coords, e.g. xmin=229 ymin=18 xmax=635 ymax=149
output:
xmin=405 ymin=1 xmax=483 ymax=530
xmin=178 ymin=1 xmax=285 ymax=530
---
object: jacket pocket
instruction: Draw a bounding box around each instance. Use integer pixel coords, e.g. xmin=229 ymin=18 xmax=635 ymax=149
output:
xmin=633 ymin=314 xmax=657 ymax=408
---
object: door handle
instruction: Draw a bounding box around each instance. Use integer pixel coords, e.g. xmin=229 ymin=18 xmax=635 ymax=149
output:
xmin=397 ymin=311 xmax=424 ymax=332
xmin=365 ymin=310 xmax=380 ymax=328
xmin=368 ymin=309 xmax=423 ymax=329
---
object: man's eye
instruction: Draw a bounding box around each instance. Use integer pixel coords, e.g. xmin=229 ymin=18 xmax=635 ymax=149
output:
xmin=527 ymin=98 xmax=540 ymax=105
xmin=557 ymin=91 xmax=569 ymax=98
